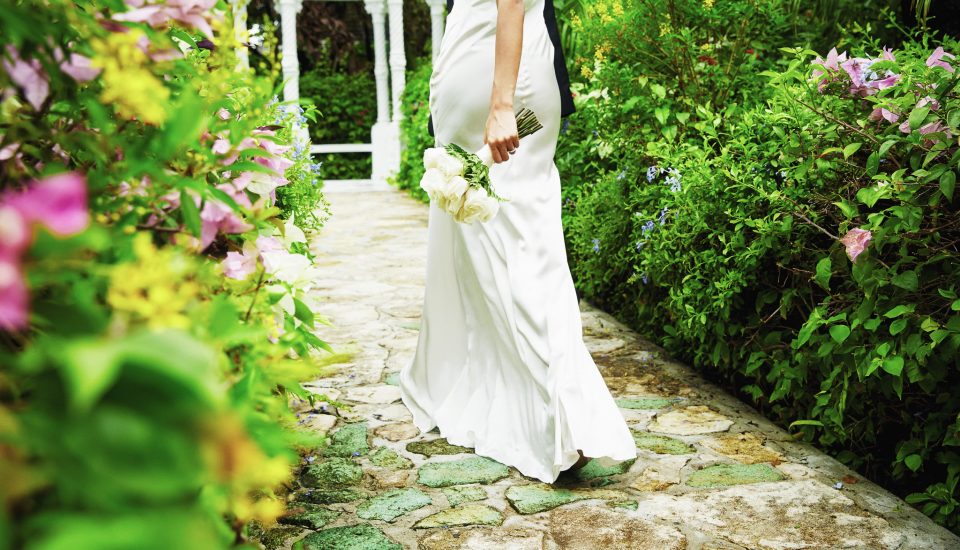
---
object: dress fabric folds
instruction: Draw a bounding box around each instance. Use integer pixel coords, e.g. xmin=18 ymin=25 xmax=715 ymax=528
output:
xmin=399 ymin=0 xmax=636 ymax=483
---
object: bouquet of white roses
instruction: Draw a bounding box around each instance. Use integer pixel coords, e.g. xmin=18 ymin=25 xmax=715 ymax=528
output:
xmin=419 ymin=108 xmax=543 ymax=224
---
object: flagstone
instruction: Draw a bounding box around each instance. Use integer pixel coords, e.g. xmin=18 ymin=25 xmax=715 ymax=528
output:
xmin=574 ymin=458 xmax=635 ymax=481
xmin=632 ymin=431 xmax=695 ymax=455
xmin=418 ymin=528 xmax=545 ymax=550
xmin=413 ymin=503 xmax=503 ymax=529
xmin=648 ymin=405 xmax=734 ymax=435
xmin=443 ymin=484 xmax=487 ymax=507
xmin=406 ymin=438 xmax=472 ymax=457
xmin=548 ymin=506 xmax=686 ymax=550
xmin=369 ymin=468 xmax=413 ymax=489
xmin=615 ymin=397 xmax=675 ymax=410
xmin=369 ymin=447 xmax=413 ymax=470
xmin=293 ymin=524 xmax=401 ymax=550
xmin=698 ymin=432 xmax=783 ymax=464
xmin=374 ymin=422 xmax=420 ymax=442
xmin=279 ymin=504 xmax=340 ymax=530
xmin=505 ymin=483 xmax=629 ymax=514
xmin=296 ymin=487 xmax=368 ymax=504
xmin=344 ymin=385 xmax=402 ymax=404
xmin=323 ymin=422 xmax=369 ymax=457
xmin=417 ymin=456 xmax=510 ymax=487
xmin=300 ymin=457 xmax=363 ymax=488
xmin=356 ymin=488 xmax=432 ymax=522
xmin=686 ymin=463 xmax=786 ymax=488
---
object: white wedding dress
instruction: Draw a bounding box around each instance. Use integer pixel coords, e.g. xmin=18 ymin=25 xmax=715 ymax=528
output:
xmin=399 ymin=0 xmax=636 ymax=483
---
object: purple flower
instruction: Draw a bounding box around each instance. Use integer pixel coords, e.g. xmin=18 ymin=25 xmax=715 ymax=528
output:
xmin=869 ymin=107 xmax=899 ymax=123
xmin=635 ymin=240 xmax=644 ymax=251
xmin=642 ymin=220 xmax=655 ymax=235
xmin=351 ymin=451 xmax=361 ymax=457
xmin=646 ymin=166 xmax=659 ymax=182
xmin=641 ymin=273 xmax=649 ymax=284
xmin=657 ymin=207 xmax=668 ymax=225
xmin=926 ymin=47 xmax=956 ymax=73
xmin=591 ymin=238 xmax=600 ymax=253
xmin=617 ymin=170 xmax=627 ymax=181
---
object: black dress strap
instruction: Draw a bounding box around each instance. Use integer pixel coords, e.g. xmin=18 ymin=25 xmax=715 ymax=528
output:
xmin=428 ymin=0 xmax=575 ymax=137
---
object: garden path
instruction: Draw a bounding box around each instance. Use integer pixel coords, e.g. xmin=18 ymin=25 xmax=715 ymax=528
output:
xmin=269 ymin=188 xmax=960 ymax=550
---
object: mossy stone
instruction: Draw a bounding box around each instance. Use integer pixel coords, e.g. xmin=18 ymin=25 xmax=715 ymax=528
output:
xmin=506 ymin=484 xmax=583 ymax=514
xmin=356 ymin=488 xmax=432 ymax=522
xmin=279 ymin=504 xmax=340 ymax=529
xmin=296 ymin=488 xmax=367 ymax=504
xmin=616 ymin=397 xmax=674 ymax=410
xmin=412 ymin=503 xmax=503 ymax=529
xmin=686 ymin=463 xmax=786 ymax=488
xmin=575 ymin=458 xmax=636 ymax=481
xmin=443 ymin=485 xmax=487 ymax=507
xmin=293 ymin=524 xmax=401 ymax=550
xmin=632 ymin=432 xmax=695 ymax=455
xmin=406 ymin=438 xmax=472 ymax=457
xmin=323 ymin=422 xmax=369 ymax=457
xmin=300 ymin=457 xmax=363 ymax=488
xmin=369 ymin=447 xmax=414 ymax=470
xmin=417 ymin=456 xmax=510 ymax=487
xmin=260 ymin=526 xmax=304 ymax=550
xmin=609 ymin=499 xmax=639 ymax=510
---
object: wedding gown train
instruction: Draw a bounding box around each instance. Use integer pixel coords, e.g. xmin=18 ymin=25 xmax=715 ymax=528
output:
xmin=398 ymin=0 xmax=636 ymax=483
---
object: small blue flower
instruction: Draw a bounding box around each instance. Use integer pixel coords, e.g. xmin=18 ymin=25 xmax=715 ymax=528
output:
xmin=592 ymin=130 xmax=599 ymax=137
xmin=561 ymin=119 xmax=571 ymax=135
xmin=305 ymin=456 xmax=316 ymax=464
xmin=658 ymin=207 xmax=669 ymax=225
xmin=646 ymin=166 xmax=658 ymax=182
xmin=617 ymin=169 xmax=627 ymax=181
xmin=592 ymin=238 xmax=601 ymax=253
xmin=635 ymin=240 xmax=645 ymax=251
xmin=352 ymin=451 xmax=361 ymax=457
xmin=641 ymin=273 xmax=649 ymax=284
xmin=642 ymin=220 xmax=655 ymax=235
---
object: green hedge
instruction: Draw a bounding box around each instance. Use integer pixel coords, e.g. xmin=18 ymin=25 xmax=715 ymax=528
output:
xmin=559 ymin=0 xmax=960 ymax=531
xmin=392 ymin=57 xmax=433 ymax=201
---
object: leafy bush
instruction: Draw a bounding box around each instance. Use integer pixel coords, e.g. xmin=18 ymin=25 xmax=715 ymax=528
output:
xmin=393 ymin=57 xmax=433 ymax=201
xmin=0 ymin=1 xmax=336 ymax=547
xmin=300 ymin=65 xmax=375 ymax=180
xmin=563 ymin=18 xmax=960 ymax=531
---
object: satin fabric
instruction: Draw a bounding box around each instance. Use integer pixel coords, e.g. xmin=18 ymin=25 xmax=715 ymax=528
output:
xmin=399 ymin=0 xmax=636 ymax=483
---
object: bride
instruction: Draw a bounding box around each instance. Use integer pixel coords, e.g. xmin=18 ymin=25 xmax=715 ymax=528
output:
xmin=399 ymin=0 xmax=636 ymax=483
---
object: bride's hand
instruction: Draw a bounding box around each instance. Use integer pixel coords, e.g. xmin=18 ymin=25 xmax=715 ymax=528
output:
xmin=484 ymin=106 xmax=520 ymax=164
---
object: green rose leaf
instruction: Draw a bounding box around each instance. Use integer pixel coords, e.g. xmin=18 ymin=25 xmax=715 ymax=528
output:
xmin=829 ymin=324 xmax=851 ymax=344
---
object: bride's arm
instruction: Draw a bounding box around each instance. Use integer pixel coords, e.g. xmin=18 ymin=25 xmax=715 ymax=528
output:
xmin=484 ymin=0 xmax=524 ymax=164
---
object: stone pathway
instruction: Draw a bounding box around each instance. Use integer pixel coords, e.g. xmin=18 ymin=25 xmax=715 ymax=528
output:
xmin=264 ymin=189 xmax=960 ymax=550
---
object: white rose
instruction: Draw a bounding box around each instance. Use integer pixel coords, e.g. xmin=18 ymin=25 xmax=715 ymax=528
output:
xmin=477 ymin=192 xmax=500 ymax=223
xmin=423 ymin=148 xmax=446 ymax=170
xmin=439 ymin=176 xmax=470 ymax=214
xmin=436 ymin=152 xmax=464 ymax=178
xmin=419 ymin=168 xmax=446 ymax=201
xmin=455 ymin=186 xmax=497 ymax=224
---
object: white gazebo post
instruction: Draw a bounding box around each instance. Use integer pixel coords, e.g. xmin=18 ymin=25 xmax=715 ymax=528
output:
xmin=383 ymin=0 xmax=405 ymax=180
xmin=424 ymin=0 xmax=445 ymax=62
xmin=276 ymin=0 xmax=303 ymax=103
xmin=229 ymin=0 xmax=252 ymax=69
xmin=365 ymin=0 xmax=394 ymax=184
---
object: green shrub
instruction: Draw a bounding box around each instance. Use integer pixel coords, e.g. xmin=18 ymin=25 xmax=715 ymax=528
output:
xmin=0 ymin=2 xmax=335 ymax=547
xmin=300 ymin=66 xmax=376 ymax=180
xmin=393 ymin=57 xmax=433 ymax=202
xmin=564 ymin=29 xmax=960 ymax=530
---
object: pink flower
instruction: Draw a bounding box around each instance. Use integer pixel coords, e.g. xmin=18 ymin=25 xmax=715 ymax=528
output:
xmin=0 ymin=172 xmax=88 ymax=330
xmin=0 ymin=257 xmax=27 ymax=330
xmin=199 ymin=199 xmax=253 ymax=249
xmin=926 ymin=47 xmax=956 ymax=73
xmin=8 ymin=172 xmax=90 ymax=236
xmin=918 ymin=120 xmax=949 ymax=136
xmin=840 ymin=228 xmax=872 ymax=262
xmin=114 ymin=0 xmax=219 ymax=38
xmin=869 ymin=107 xmax=899 ymax=123
xmin=222 ymin=249 xmax=257 ymax=280
xmin=212 ymin=138 xmax=231 ymax=155
xmin=2 ymin=46 xmax=48 ymax=110
xmin=60 ymin=53 xmax=101 ymax=82
xmin=881 ymin=47 xmax=896 ymax=61
xmin=217 ymin=108 xmax=232 ymax=121
xmin=917 ymin=96 xmax=941 ymax=111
